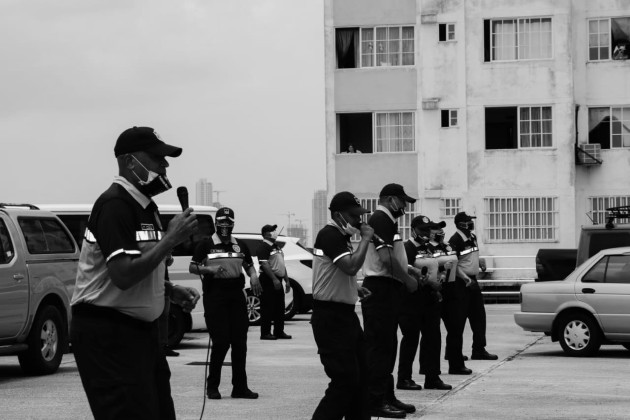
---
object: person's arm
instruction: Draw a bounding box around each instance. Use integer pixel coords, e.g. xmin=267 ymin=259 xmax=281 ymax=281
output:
xmin=258 ymin=243 xmax=282 ymax=290
xmin=188 ymin=241 xmax=223 ymax=277
xmin=104 ymin=206 xmax=198 ymax=291
xmin=241 ymin=239 xmax=262 ymax=296
xmin=335 ymin=224 xmax=374 ymax=276
xmin=450 ymin=235 xmax=472 ymax=285
xmin=376 ymin=247 xmax=418 ymax=292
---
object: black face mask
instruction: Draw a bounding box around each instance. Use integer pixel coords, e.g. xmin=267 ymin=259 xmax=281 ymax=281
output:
xmin=390 ymin=197 xmax=405 ymax=218
xmin=131 ymin=155 xmax=172 ymax=197
xmin=217 ymin=224 xmax=233 ymax=238
xmin=458 ymin=221 xmax=474 ymax=231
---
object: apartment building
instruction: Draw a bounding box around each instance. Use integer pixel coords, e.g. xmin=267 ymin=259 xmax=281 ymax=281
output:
xmin=324 ymin=0 xmax=630 ymax=262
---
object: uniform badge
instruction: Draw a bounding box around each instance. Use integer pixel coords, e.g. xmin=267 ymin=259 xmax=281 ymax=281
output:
xmin=232 ymin=244 xmax=241 ymax=252
xmin=141 ymin=223 xmax=154 ymax=231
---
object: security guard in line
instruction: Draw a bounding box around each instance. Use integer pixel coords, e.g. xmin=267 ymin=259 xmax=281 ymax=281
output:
xmin=449 ymin=212 xmax=498 ymax=362
xmin=362 ymin=183 xmax=420 ymax=419
xmin=310 ymin=191 xmax=373 ymax=420
xmin=397 ymin=216 xmax=452 ymax=392
xmin=257 ymin=224 xmax=292 ymax=340
xmin=190 ymin=207 xmax=263 ymax=400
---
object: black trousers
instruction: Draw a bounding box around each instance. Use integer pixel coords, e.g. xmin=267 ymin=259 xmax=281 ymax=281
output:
xmin=397 ymin=289 xmax=442 ymax=380
xmin=361 ymin=276 xmax=403 ymax=408
xmin=311 ymin=300 xmax=369 ymax=420
xmin=71 ymin=304 xmax=175 ymax=420
xmin=259 ymin=272 xmax=286 ymax=336
xmin=466 ymin=277 xmax=488 ymax=352
xmin=203 ymin=287 xmax=250 ymax=391
xmin=441 ymin=278 xmax=468 ymax=369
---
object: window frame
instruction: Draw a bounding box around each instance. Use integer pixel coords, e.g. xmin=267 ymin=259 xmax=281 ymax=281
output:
xmin=441 ymin=109 xmax=459 ymax=128
xmin=373 ymin=111 xmax=416 ymax=153
xmin=485 ymin=105 xmax=553 ymax=149
xmin=440 ymin=198 xmax=461 ymax=218
xmin=588 ymin=106 xmax=630 ymax=149
xmin=359 ymin=25 xmax=415 ymax=68
xmin=486 ymin=16 xmax=553 ymax=62
xmin=0 ymin=218 xmax=16 ymax=264
xmin=587 ymin=17 xmax=630 ymax=62
xmin=439 ymin=23 xmax=456 ymax=42
xmin=484 ymin=196 xmax=558 ymax=243
xmin=17 ymin=216 xmax=76 ymax=254
xmin=588 ymin=196 xmax=630 ymax=225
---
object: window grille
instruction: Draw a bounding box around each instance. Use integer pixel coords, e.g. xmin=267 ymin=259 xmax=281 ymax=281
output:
xmin=589 ymin=196 xmax=630 ymax=225
xmin=485 ymin=197 xmax=557 ymax=242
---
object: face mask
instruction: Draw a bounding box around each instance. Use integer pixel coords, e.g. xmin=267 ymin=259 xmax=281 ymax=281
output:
xmin=338 ymin=213 xmax=360 ymax=236
xmin=390 ymin=197 xmax=405 ymax=218
xmin=131 ymin=155 xmax=172 ymax=197
xmin=217 ymin=223 xmax=234 ymax=238
xmin=458 ymin=221 xmax=474 ymax=231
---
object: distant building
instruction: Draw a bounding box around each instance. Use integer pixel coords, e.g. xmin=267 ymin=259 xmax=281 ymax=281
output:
xmin=312 ymin=189 xmax=328 ymax=244
xmin=195 ymin=178 xmax=213 ymax=206
xmin=288 ymin=223 xmax=308 ymax=246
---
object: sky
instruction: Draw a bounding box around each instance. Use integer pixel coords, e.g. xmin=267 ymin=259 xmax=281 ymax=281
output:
xmin=0 ymin=0 xmax=326 ymax=242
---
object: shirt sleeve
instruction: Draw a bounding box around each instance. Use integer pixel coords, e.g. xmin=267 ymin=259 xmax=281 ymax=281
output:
xmin=256 ymin=242 xmax=271 ymax=262
xmin=368 ymin=212 xmax=394 ymax=249
xmin=237 ymin=238 xmax=254 ymax=268
xmin=318 ymin=228 xmax=352 ymax=264
xmin=449 ymin=234 xmax=464 ymax=254
xmin=192 ymin=240 xmax=210 ymax=265
xmin=92 ymin=198 xmax=140 ymax=263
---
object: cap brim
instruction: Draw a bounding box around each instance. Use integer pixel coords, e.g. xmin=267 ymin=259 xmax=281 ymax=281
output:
xmin=347 ymin=206 xmax=371 ymax=216
xmin=401 ymin=194 xmax=416 ymax=203
xmin=146 ymin=143 xmax=183 ymax=158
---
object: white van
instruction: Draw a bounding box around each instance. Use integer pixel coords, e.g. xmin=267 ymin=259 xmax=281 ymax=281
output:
xmin=39 ymin=204 xmax=313 ymax=348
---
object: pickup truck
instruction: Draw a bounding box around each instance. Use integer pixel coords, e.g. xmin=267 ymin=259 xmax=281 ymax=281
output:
xmin=0 ymin=204 xmax=78 ymax=374
xmin=536 ymin=206 xmax=630 ymax=281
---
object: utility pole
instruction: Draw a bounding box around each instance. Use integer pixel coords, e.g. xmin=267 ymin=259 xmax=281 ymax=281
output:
xmin=213 ymin=190 xmax=225 ymax=207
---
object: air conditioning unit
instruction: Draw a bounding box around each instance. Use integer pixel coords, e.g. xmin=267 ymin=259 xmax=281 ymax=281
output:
xmin=421 ymin=12 xmax=438 ymax=24
xmin=422 ymin=98 xmax=440 ymax=110
xmin=577 ymin=143 xmax=602 ymax=165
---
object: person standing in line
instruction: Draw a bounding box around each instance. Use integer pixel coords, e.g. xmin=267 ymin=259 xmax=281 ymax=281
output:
xmin=310 ymin=191 xmax=373 ymax=420
xmin=189 ymin=207 xmax=262 ymax=400
xmin=257 ymin=224 xmax=292 ymax=340
xmin=362 ymin=183 xmax=420 ymax=419
xmin=70 ymin=126 xmax=200 ymax=420
xmin=397 ymin=216 xmax=452 ymax=392
xmin=449 ymin=212 xmax=498 ymax=362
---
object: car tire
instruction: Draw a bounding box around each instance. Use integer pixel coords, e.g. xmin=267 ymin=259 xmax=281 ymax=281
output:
xmin=246 ymin=289 xmax=262 ymax=326
xmin=558 ymin=312 xmax=602 ymax=357
xmin=167 ymin=304 xmax=188 ymax=349
xmin=284 ymin=279 xmax=302 ymax=321
xmin=18 ymin=305 xmax=65 ymax=375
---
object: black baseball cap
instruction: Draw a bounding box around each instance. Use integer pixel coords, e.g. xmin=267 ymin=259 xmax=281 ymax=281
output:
xmin=216 ymin=207 xmax=235 ymax=224
xmin=261 ymin=224 xmax=277 ymax=235
xmin=411 ymin=215 xmax=446 ymax=230
xmin=114 ymin=126 xmax=182 ymax=158
xmin=454 ymin=212 xmax=476 ymax=224
xmin=379 ymin=183 xmax=416 ymax=203
xmin=329 ymin=192 xmax=370 ymax=216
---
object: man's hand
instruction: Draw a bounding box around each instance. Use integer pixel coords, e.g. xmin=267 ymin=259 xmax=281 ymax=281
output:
xmin=479 ymin=258 xmax=487 ymax=272
xmin=273 ymin=279 xmax=283 ymax=291
xmin=205 ymin=265 xmax=226 ymax=277
xmin=360 ymin=223 xmax=374 ymax=241
xmin=250 ymin=275 xmax=262 ymax=296
xmin=284 ymin=279 xmax=291 ymax=293
xmin=171 ymin=285 xmax=200 ymax=313
xmin=165 ymin=208 xmax=198 ymax=246
xmin=165 ymin=254 xmax=174 ymax=267
xmin=358 ymin=286 xmax=371 ymax=301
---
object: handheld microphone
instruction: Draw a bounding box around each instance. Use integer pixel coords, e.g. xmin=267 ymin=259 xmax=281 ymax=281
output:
xmin=176 ymin=186 xmax=189 ymax=211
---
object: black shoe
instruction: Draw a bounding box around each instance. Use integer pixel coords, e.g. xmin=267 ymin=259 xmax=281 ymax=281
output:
xmin=388 ymin=398 xmax=415 ymax=414
xmin=370 ymin=403 xmax=407 ymax=419
xmin=274 ymin=332 xmax=292 ymax=339
xmin=231 ymin=388 xmax=259 ymax=399
xmin=164 ymin=347 xmax=179 ymax=357
xmin=207 ymin=389 xmax=221 ymax=399
xmin=396 ymin=379 xmax=422 ymax=390
xmin=260 ymin=334 xmax=277 ymax=340
xmin=424 ymin=377 xmax=453 ymax=390
xmin=448 ymin=366 xmax=473 ymax=375
xmin=471 ymin=350 xmax=498 ymax=360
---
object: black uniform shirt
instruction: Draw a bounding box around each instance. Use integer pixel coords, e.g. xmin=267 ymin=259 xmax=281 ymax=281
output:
xmin=192 ymin=234 xmax=254 ymax=290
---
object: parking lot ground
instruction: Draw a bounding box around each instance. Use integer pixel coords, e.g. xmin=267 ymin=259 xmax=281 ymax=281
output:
xmin=0 ymin=304 xmax=629 ymax=419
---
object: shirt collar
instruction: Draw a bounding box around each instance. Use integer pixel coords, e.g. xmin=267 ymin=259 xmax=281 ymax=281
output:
xmin=327 ymin=219 xmax=350 ymax=238
xmin=263 ymin=239 xmax=275 ymax=246
xmin=376 ymin=205 xmax=396 ymax=223
xmin=113 ymin=176 xmax=153 ymax=209
xmin=457 ymin=229 xmax=470 ymax=241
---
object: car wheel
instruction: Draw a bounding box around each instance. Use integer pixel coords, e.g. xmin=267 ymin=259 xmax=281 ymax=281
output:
xmin=558 ymin=312 xmax=602 ymax=357
xmin=18 ymin=305 xmax=65 ymax=375
xmin=167 ymin=304 xmax=187 ymax=349
xmin=246 ymin=290 xmax=262 ymax=326
xmin=284 ymin=279 xmax=301 ymax=321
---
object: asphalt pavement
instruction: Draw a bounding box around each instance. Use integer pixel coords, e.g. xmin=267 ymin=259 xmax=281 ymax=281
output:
xmin=0 ymin=304 xmax=629 ymax=419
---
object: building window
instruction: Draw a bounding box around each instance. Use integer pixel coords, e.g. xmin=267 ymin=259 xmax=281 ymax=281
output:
xmin=483 ymin=17 xmax=552 ymax=62
xmin=439 ymin=23 xmax=456 ymax=41
xmin=440 ymin=198 xmax=461 ymax=218
xmin=441 ymin=109 xmax=458 ymax=128
xmin=338 ymin=112 xmax=415 ymax=153
xmin=352 ymin=198 xmax=419 ymax=242
xmin=485 ymin=106 xmax=552 ymax=149
xmin=589 ymin=106 xmax=630 ymax=149
xmin=361 ymin=26 xmax=415 ymax=67
xmin=589 ymin=196 xmax=630 ymax=224
xmin=588 ymin=18 xmax=630 ymax=61
xmin=485 ymin=197 xmax=558 ymax=242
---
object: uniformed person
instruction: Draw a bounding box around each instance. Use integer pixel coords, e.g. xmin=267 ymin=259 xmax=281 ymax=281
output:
xmin=449 ymin=212 xmax=498 ymax=361
xmin=310 ymin=191 xmax=373 ymax=420
xmin=71 ymin=126 xmax=200 ymax=420
xmin=189 ymin=207 xmax=263 ymax=400
xmin=397 ymin=216 xmax=452 ymax=392
xmin=257 ymin=224 xmax=292 ymax=340
xmin=362 ymin=183 xmax=420 ymax=419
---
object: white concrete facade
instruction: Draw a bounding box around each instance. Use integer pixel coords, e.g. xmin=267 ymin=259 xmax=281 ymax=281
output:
xmin=324 ymin=0 xmax=630 ymax=262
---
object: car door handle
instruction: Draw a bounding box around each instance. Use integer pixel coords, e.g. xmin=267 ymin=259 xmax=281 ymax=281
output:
xmin=13 ymin=274 xmax=25 ymax=281
xmin=582 ymin=288 xmax=595 ymax=294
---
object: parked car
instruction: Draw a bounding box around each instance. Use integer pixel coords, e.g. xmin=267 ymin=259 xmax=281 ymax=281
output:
xmin=0 ymin=203 xmax=78 ymax=374
xmin=515 ymin=246 xmax=630 ymax=357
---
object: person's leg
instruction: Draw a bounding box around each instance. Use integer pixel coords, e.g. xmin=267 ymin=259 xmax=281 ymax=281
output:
xmin=155 ymin=343 xmax=176 ymax=420
xmin=204 ymin=294 xmax=231 ymax=392
xmin=396 ymin=292 xmax=420 ymax=383
xmin=259 ymin=274 xmax=273 ymax=337
xmin=229 ymin=290 xmax=251 ymax=392
xmin=272 ymin=287 xmax=286 ymax=336
xmin=419 ymin=296 xmax=442 ymax=379
xmin=467 ymin=282 xmax=488 ymax=353
xmin=443 ymin=280 xmax=468 ymax=369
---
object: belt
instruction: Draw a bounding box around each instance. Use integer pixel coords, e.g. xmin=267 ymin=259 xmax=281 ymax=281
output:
xmin=313 ymin=299 xmax=355 ymax=313
xmin=72 ymin=303 xmax=155 ymax=330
